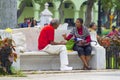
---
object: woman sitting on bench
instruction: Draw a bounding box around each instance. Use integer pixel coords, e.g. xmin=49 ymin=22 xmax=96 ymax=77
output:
xmin=63 ymin=18 xmax=92 ymax=70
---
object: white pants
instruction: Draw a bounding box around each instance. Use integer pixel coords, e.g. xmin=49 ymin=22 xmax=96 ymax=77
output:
xmin=42 ymin=44 xmax=69 ymax=67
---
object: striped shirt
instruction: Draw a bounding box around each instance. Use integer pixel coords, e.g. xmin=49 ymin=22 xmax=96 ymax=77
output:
xmin=66 ymin=26 xmax=91 ymax=43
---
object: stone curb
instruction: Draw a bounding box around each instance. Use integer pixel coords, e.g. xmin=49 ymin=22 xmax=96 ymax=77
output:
xmin=23 ymin=69 xmax=120 ymax=74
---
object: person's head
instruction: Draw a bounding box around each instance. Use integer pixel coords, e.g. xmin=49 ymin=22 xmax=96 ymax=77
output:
xmin=89 ymin=22 xmax=97 ymax=30
xmin=75 ymin=18 xmax=83 ymax=28
xmin=32 ymin=20 xmax=37 ymax=25
xmin=24 ymin=18 xmax=27 ymax=23
xmin=112 ymin=26 xmax=116 ymax=31
xmin=44 ymin=23 xmax=48 ymax=26
xmin=50 ymin=18 xmax=60 ymax=29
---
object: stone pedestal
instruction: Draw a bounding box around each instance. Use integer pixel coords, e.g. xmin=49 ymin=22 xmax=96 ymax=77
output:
xmin=39 ymin=3 xmax=53 ymax=27
xmin=0 ymin=0 xmax=17 ymax=29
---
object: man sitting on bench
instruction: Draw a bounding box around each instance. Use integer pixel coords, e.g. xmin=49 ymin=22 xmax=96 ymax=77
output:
xmin=38 ymin=18 xmax=72 ymax=71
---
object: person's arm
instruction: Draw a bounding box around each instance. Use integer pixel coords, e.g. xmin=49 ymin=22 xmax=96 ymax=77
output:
xmin=85 ymin=35 xmax=91 ymax=43
xmin=106 ymin=32 xmax=111 ymax=37
xmin=78 ymin=35 xmax=91 ymax=46
xmin=63 ymin=28 xmax=75 ymax=40
xmin=63 ymin=34 xmax=73 ymax=41
xmin=50 ymin=41 xmax=66 ymax=45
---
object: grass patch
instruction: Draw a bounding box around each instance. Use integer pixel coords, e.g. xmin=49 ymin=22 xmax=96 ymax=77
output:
xmin=10 ymin=71 xmax=26 ymax=77
xmin=0 ymin=67 xmax=26 ymax=77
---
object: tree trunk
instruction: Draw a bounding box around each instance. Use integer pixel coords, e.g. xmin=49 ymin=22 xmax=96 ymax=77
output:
xmin=84 ymin=0 xmax=94 ymax=27
xmin=117 ymin=10 xmax=120 ymax=26
xmin=104 ymin=9 xmax=111 ymax=28
xmin=58 ymin=0 xmax=64 ymax=23
xmin=0 ymin=0 xmax=17 ymax=29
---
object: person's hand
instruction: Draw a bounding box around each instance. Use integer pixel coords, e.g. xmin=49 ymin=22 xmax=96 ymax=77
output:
xmin=62 ymin=33 xmax=67 ymax=40
xmin=60 ymin=41 xmax=66 ymax=45
xmin=78 ymin=40 xmax=86 ymax=46
xmin=81 ymin=40 xmax=86 ymax=44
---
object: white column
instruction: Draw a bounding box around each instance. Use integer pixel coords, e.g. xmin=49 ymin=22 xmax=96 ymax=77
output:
xmin=34 ymin=10 xmax=40 ymax=20
xmin=54 ymin=10 xmax=59 ymax=19
xmin=17 ymin=0 xmax=23 ymax=10
xmin=33 ymin=2 xmax=40 ymax=21
xmin=54 ymin=1 xmax=60 ymax=19
xmin=94 ymin=3 xmax=98 ymax=24
xmin=74 ymin=10 xmax=79 ymax=22
xmin=94 ymin=9 xmax=98 ymax=23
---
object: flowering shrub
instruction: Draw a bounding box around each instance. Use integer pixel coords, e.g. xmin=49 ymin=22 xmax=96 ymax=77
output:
xmin=111 ymin=35 xmax=120 ymax=46
xmin=98 ymin=37 xmax=111 ymax=48
xmin=98 ymin=34 xmax=120 ymax=48
xmin=0 ymin=38 xmax=17 ymax=74
xmin=98 ymin=35 xmax=120 ymax=68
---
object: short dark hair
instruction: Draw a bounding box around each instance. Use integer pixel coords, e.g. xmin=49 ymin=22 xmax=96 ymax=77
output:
xmin=77 ymin=18 xmax=83 ymax=24
xmin=89 ymin=22 xmax=95 ymax=28
xmin=44 ymin=23 xmax=48 ymax=26
xmin=112 ymin=26 xmax=116 ymax=29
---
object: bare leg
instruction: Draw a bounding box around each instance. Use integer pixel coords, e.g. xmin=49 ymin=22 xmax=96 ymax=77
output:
xmin=79 ymin=55 xmax=88 ymax=68
xmin=85 ymin=55 xmax=92 ymax=70
xmin=85 ymin=55 xmax=91 ymax=66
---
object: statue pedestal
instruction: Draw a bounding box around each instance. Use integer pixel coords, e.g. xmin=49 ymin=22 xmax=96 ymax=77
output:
xmin=39 ymin=3 xmax=53 ymax=27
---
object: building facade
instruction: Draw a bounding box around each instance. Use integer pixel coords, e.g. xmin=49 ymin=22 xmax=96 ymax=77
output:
xmin=17 ymin=0 xmax=98 ymax=26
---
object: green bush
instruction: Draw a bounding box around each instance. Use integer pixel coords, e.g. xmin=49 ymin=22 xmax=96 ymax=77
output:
xmin=101 ymin=29 xmax=110 ymax=35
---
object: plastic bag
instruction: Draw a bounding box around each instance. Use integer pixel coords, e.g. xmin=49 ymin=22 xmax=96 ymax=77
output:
xmin=66 ymin=39 xmax=75 ymax=50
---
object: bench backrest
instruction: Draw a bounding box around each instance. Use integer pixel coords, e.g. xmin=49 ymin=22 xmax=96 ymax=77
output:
xmin=12 ymin=28 xmax=40 ymax=51
xmin=11 ymin=28 xmax=98 ymax=52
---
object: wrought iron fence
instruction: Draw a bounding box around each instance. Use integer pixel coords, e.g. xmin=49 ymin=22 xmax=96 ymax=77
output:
xmin=106 ymin=44 xmax=120 ymax=69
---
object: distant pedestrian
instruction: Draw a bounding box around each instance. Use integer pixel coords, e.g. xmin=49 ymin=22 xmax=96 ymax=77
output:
xmin=89 ymin=22 xmax=97 ymax=32
xmin=89 ymin=22 xmax=100 ymax=39
xmin=107 ymin=26 xmax=118 ymax=38
xmin=21 ymin=18 xmax=28 ymax=28
xmin=31 ymin=20 xmax=37 ymax=27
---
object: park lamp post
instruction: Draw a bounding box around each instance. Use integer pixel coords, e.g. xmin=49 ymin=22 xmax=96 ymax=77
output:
xmin=97 ymin=0 xmax=102 ymax=35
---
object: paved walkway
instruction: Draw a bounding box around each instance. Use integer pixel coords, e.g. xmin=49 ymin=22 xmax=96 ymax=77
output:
xmin=0 ymin=70 xmax=120 ymax=80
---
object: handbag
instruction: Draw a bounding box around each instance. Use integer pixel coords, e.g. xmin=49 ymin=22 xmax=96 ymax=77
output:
xmin=66 ymin=39 xmax=75 ymax=50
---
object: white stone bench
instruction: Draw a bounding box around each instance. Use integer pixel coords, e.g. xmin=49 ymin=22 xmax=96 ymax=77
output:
xmin=10 ymin=27 xmax=106 ymax=71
